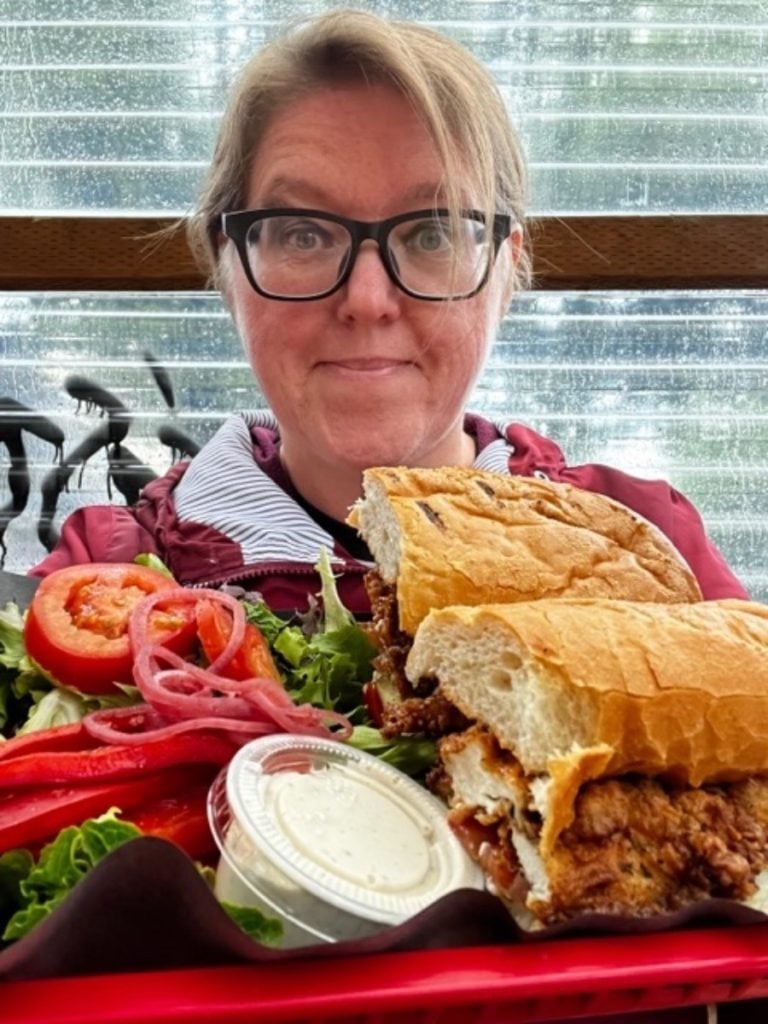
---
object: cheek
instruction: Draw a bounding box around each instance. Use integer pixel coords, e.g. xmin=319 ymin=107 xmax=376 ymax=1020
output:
xmin=232 ymin=301 xmax=265 ymax=369
xmin=221 ymin=294 xmax=280 ymax=404
xmin=228 ymin=294 xmax=316 ymax=413
xmin=422 ymin=301 xmax=495 ymax=376
xmin=220 ymin=254 xmax=277 ymax=369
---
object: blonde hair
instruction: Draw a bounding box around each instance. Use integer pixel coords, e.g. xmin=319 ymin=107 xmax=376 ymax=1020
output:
xmin=188 ymin=8 xmax=531 ymax=294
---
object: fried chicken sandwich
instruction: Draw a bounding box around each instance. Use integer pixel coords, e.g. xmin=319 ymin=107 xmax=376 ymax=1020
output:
xmin=406 ymin=597 xmax=768 ymax=926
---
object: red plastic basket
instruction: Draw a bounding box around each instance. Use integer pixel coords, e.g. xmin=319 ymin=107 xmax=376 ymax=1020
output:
xmin=4 ymin=924 xmax=768 ymax=1023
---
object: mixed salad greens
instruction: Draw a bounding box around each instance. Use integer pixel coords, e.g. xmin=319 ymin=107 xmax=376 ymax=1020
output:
xmin=1 ymin=549 xmax=433 ymax=770
xmin=0 ymin=550 xmax=435 ymax=947
xmin=242 ymin=555 xmax=435 ymax=775
xmin=0 ymin=810 xmax=281 ymax=945
xmin=0 ymin=601 xmax=55 ymax=736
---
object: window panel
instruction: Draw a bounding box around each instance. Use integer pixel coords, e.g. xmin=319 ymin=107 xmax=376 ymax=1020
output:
xmin=0 ymin=1 xmax=765 ymax=214
xmin=1 ymin=290 xmax=765 ymax=603
xmin=0 ymin=116 xmax=215 ymax=163
xmin=1 ymin=68 xmax=225 ymax=114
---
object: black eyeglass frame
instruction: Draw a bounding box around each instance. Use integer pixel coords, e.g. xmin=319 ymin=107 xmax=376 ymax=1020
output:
xmin=218 ymin=207 xmax=513 ymax=301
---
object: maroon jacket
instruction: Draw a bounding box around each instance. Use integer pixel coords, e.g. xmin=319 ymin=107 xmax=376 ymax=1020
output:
xmin=31 ymin=411 xmax=748 ymax=609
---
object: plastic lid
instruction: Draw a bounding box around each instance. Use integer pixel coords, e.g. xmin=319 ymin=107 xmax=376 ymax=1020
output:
xmin=222 ymin=734 xmax=483 ymax=925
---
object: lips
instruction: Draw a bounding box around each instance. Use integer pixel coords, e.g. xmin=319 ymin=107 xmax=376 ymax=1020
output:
xmin=319 ymin=358 xmax=414 ymax=374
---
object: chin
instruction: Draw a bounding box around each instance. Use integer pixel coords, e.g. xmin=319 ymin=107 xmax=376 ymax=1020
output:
xmin=340 ymin=442 xmax=414 ymax=472
xmin=314 ymin=403 xmax=394 ymax=450
xmin=311 ymin=399 xmax=463 ymax=471
xmin=324 ymin=425 xmax=424 ymax=472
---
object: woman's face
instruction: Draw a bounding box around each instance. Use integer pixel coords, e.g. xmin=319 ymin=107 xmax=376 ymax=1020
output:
xmin=222 ymin=83 xmax=518 ymax=474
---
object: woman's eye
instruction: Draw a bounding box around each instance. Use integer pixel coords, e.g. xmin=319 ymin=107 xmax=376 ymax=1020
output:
xmin=282 ymin=223 xmax=327 ymax=250
xmin=410 ymin=222 xmax=451 ymax=252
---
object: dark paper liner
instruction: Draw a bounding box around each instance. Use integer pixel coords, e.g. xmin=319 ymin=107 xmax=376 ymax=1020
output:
xmin=2 ymin=836 xmax=768 ymax=982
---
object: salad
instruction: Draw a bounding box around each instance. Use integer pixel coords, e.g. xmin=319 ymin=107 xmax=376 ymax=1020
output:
xmin=0 ymin=551 xmax=435 ymax=946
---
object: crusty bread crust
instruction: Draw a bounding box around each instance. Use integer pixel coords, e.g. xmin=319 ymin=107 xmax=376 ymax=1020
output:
xmin=347 ymin=466 xmax=702 ymax=635
xmin=406 ymin=598 xmax=768 ymax=787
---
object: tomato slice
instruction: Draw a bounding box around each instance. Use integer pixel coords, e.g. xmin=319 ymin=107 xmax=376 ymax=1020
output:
xmin=24 ymin=563 xmax=196 ymax=695
xmin=196 ymin=599 xmax=282 ymax=683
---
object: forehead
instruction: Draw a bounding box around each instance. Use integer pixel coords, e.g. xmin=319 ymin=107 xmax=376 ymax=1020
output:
xmin=244 ymin=83 xmax=466 ymax=215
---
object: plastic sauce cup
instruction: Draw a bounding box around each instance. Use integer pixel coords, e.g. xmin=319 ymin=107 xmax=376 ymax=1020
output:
xmin=208 ymin=733 xmax=484 ymax=947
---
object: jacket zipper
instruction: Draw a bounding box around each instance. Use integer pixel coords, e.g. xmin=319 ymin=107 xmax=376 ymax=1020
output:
xmin=192 ymin=560 xmax=369 ymax=590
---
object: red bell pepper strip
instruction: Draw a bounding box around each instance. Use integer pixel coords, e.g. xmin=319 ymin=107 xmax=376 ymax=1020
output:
xmin=0 ymin=731 xmax=237 ymax=788
xmin=196 ymin=599 xmax=282 ymax=682
xmin=0 ymin=764 xmax=217 ymax=852
xmin=0 ymin=722 xmax=101 ymax=761
xmin=125 ymin=783 xmax=216 ymax=862
xmin=362 ymin=682 xmax=385 ymax=728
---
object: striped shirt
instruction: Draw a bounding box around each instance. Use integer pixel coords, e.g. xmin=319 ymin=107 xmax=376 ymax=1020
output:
xmin=174 ymin=410 xmax=517 ymax=565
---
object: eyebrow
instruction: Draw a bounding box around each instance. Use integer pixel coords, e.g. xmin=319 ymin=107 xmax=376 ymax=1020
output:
xmin=255 ymin=176 xmax=447 ymax=211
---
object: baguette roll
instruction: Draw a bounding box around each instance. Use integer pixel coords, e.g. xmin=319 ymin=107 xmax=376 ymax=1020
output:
xmin=407 ymin=598 xmax=768 ymax=788
xmin=348 ymin=466 xmax=702 ymax=636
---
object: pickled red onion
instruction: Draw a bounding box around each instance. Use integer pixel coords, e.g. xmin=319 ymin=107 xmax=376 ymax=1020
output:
xmin=82 ymin=587 xmax=352 ymax=746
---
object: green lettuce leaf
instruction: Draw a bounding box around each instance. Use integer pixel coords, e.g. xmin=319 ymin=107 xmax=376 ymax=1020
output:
xmin=0 ymin=602 xmax=54 ymax=736
xmin=0 ymin=810 xmax=284 ymax=948
xmin=219 ymin=901 xmax=283 ymax=946
xmin=242 ymin=585 xmax=376 ymax=720
xmin=0 ymin=849 xmax=35 ymax=933
xmin=287 ymin=625 xmax=375 ymax=715
xmin=0 ymin=603 xmax=27 ymax=671
xmin=243 ymin=549 xmax=439 ymax=776
xmin=13 ymin=679 xmax=140 ymax=737
xmin=348 ymin=725 xmax=437 ymax=777
xmin=133 ymin=553 xmax=175 ymax=579
xmin=244 ymin=598 xmax=292 ymax=648
xmin=1 ymin=810 xmax=141 ymax=942
xmin=15 ymin=687 xmax=87 ymax=733
xmin=315 ymin=546 xmax=355 ymax=632
xmin=254 ymin=614 xmax=370 ymax=715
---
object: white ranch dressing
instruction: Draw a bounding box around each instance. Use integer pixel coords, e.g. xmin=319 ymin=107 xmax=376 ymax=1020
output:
xmin=270 ymin=763 xmax=434 ymax=892
xmin=210 ymin=734 xmax=483 ymax=945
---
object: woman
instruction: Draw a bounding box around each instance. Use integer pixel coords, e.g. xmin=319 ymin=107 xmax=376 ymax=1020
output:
xmin=31 ymin=9 xmax=746 ymax=609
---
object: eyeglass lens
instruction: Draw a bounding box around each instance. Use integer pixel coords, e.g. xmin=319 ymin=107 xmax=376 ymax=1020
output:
xmin=243 ymin=213 xmax=492 ymax=298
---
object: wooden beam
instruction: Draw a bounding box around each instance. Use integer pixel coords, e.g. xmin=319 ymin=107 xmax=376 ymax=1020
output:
xmin=0 ymin=214 xmax=765 ymax=291
xmin=530 ymin=215 xmax=768 ymax=290
xmin=0 ymin=216 xmax=203 ymax=291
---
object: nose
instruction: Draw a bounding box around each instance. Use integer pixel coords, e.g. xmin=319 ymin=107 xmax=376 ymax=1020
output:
xmin=335 ymin=240 xmax=402 ymax=324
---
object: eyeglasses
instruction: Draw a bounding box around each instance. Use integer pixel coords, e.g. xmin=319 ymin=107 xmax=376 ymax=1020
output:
xmin=219 ymin=207 xmax=512 ymax=301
